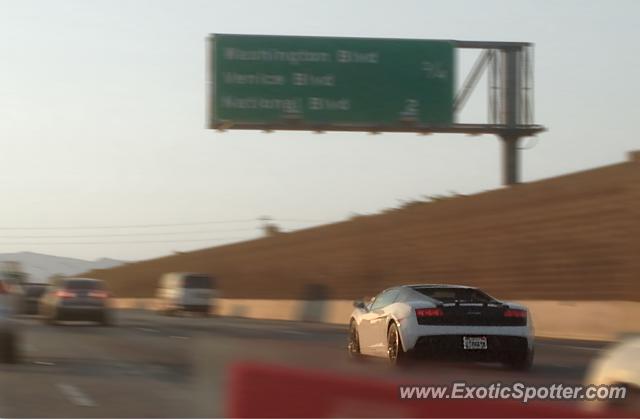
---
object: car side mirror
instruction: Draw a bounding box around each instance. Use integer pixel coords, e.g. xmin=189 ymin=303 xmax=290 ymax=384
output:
xmin=353 ymin=299 xmax=367 ymax=310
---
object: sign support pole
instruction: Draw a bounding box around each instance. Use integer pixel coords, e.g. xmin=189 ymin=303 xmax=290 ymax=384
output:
xmin=501 ymin=135 xmax=520 ymax=185
xmin=501 ymin=47 xmax=521 ymax=186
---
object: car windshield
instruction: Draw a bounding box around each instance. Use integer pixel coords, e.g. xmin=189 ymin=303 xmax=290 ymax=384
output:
xmin=184 ymin=275 xmax=212 ymax=289
xmin=412 ymin=287 xmax=494 ymax=303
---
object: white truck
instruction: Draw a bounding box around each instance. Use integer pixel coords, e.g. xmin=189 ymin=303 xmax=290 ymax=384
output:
xmin=156 ymin=272 xmax=217 ymax=316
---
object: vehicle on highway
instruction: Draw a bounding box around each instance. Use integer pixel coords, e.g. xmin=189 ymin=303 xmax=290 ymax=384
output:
xmin=348 ymin=284 xmax=534 ymax=369
xmin=0 ymin=280 xmax=19 ymax=363
xmin=0 ymin=262 xmax=28 ymax=314
xmin=156 ymin=272 xmax=216 ymax=316
xmin=17 ymin=282 xmax=50 ymax=315
xmin=40 ymin=278 xmax=113 ymax=325
xmin=584 ymin=336 xmax=640 ymax=412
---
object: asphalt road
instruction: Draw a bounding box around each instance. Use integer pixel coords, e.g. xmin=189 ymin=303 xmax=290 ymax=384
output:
xmin=0 ymin=310 xmax=610 ymax=418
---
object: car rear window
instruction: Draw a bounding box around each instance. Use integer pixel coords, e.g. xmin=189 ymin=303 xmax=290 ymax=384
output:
xmin=184 ymin=275 xmax=212 ymax=289
xmin=65 ymin=280 xmax=103 ymax=290
xmin=25 ymin=285 xmax=49 ymax=297
xmin=412 ymin=287 xmax=494 ymax=303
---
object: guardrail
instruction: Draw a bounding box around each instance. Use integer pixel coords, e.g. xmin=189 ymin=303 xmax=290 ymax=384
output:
xmin=111 ymin=298 xmax=640 ymax=342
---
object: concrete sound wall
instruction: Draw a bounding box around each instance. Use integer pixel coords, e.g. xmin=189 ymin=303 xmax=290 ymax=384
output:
xmin=85 ymin=153 xmax=640 ymax=303
xmin=111 ymin=298 xmax=640 ymax=341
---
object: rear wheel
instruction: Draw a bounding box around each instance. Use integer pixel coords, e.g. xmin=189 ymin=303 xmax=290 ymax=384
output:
xmin=387 ymin=322 xmax=408 ymax=365
xmin=347 ymin=320 xmax=361 ymax=358
xmin=0 ymin=332 xmax=19 ymax=364
xmin=160 ymin=301 xmax=175 ymax=316
xmin=609 ymin=384 xmax=640 ymax=412
xmin=44 ymin=311 xmax=59 ymax=325
xmin=99 ymin=312 xmax=113 ymax=327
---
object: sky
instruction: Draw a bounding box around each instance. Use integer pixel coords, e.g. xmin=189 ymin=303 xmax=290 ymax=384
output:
xmin=0 ymin=0 xmax=638 ymax=261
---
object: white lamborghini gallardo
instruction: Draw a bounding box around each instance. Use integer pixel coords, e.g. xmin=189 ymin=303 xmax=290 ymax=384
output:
xmin=348 ymin=284 xmax=534 ymax=369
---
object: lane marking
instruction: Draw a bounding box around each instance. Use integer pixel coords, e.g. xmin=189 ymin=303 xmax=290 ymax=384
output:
xmin=56 ymin=383 xmax=96 ymax=407
xmin=136 ymin=327 xmax=159 ymax=333
xmin=563 ymin=345 xmax=601 ymax=352
xmin=170 ymin=335 xmax=189 ymax=340
xmin=537 ymin=342 xmax=602 ymax=352
xmin=115 ymin=361 xmax=132 ymax=370
xmin=282 ymin=330 xmax=308 ymax=335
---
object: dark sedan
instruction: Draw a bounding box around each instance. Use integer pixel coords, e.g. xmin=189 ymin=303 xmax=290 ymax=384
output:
xmin=40 ymin=278 xmax=113 ymax=326
xmin=19 ymin=283 xmax=50 ymax=315
xmin=0 ymin=280 xmax=19 ymax=363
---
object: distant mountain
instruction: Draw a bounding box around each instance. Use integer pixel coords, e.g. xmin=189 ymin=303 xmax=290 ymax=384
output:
xmin=0 ymin=252 xmax=125 ymax=283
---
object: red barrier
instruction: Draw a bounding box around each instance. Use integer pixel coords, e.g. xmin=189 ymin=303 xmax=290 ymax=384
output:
xmin=227 ymin=362 xmax=633 ymax=418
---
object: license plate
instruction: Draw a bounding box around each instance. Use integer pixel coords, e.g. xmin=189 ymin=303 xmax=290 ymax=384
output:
xmin=463 ymin=336 xmax=488 ymax=350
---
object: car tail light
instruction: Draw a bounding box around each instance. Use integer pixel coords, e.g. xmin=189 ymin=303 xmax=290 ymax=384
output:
xmin=415 ymin=307 xmax=444 ymax=318
xmin=504 ymin=309 xmax=527 ymax=318
xmin=56 ymin=290 xmax=76 ymax=298
xmin=88 ymin=290 xmax=109 ymax=299
xmin=0 ymin=282 xmax=7 ymax=294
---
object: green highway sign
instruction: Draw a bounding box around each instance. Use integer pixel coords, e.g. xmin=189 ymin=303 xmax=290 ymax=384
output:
xmin=207 ymin=34 xmax=455 ymax=131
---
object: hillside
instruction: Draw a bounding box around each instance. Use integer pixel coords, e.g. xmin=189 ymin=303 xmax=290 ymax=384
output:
xmin=0 ymin=252 xmax=124 ymax=283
